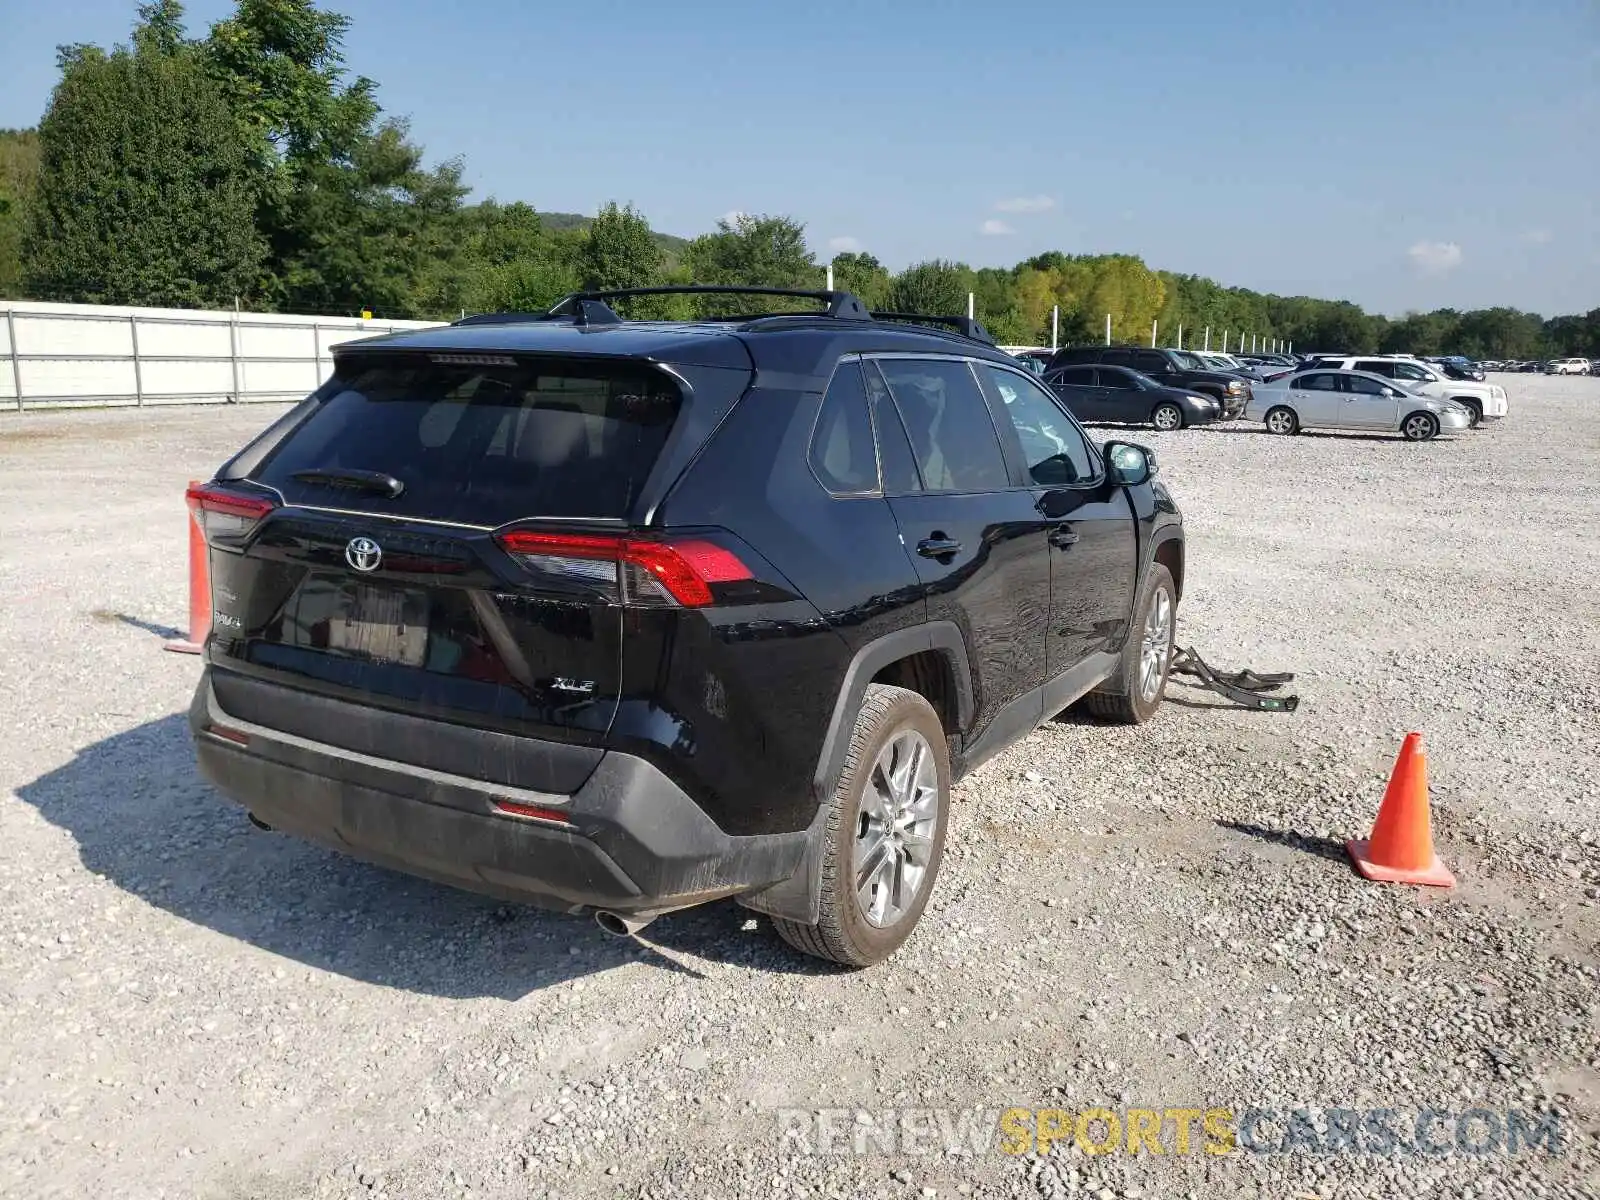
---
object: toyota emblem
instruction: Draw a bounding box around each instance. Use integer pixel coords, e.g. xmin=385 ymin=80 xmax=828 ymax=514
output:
xmin=345 ymin=536 xmax=382 ymax=572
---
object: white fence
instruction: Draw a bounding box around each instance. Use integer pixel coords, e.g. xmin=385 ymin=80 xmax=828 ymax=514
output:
xmin=0 ymin=300 xmax=442 ymax=410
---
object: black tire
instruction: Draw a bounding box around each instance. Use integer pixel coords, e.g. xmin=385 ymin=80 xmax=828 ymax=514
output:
xmin=1264 ymin=405 xmax=1299 ymax=435
xmin=1151 ymin=402 xmax=1185 ymax=431
xmin=771 ymin=684 xmax=950 ymax=968
xmin=1401 ymin=411 xmax=1439 ymax=442
xmin=1080 ymin=563 xmax=1176 ymax=725
xmin=1455 ymin=399 xmax=1482 ymax=428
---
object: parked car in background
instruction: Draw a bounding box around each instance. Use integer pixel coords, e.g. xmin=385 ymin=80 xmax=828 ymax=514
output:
xmin=1246 ymin=370 xmax=1472 ymax=441
xmin=1193 ymin=351 xmax=1265 ymax=381
xmin=1546 ymin=358 xmax=1591 ymax=375
xmin=1010 ymin=348 xmax=1055 ymax=371
xmin=1304 ymin=355 xmax=1507 ymax=426
xmin=1439 ymin=361 xmax=1487 ymax=382
xmin=1046 ymin=345 xmax=1249 ymax=417
xmin=1045 ymin=363 xmax=1224 ymax=430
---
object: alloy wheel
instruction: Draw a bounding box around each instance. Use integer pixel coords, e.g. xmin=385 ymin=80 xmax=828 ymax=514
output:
xmin=1139 ymin=587 xmax=1173 ymax=703
xmin=853 ymin=730 xmax=940 ymax=927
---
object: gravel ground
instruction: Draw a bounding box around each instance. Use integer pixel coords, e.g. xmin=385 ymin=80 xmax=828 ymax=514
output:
xmin=1 ymin=375 xmax=1597 ymax=1200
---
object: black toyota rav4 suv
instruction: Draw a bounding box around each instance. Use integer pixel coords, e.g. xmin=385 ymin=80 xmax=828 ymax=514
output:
xmin=188 ymin=287 xmax=1185 ymax=967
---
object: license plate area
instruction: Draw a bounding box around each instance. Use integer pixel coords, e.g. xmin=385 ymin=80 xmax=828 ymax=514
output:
xmin=327 ymin=584 xmax=430 ymax=667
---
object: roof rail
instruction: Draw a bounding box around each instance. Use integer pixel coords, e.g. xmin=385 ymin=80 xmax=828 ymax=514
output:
xmin=450 ymin=287 xmax=997 ymax=347
xmin=548 ymin=286 xmax=872 ymax=323
xmin=869 ymin=311 xmax=996 ymax=347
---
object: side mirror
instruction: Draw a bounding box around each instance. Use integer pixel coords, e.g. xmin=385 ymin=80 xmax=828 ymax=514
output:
xmin=1104 ymin=441 xmax=1155 ymax=486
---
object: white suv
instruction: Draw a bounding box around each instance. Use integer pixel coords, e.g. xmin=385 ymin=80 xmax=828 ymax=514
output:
xmin=1546 ymin=358 xmax=1591 ymax=376
xmin=1306 ymin=356 xmax=1508 ymax=426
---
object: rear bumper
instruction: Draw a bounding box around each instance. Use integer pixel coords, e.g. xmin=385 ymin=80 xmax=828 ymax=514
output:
xmin=190 ymin=671 xmax=809 ymax=916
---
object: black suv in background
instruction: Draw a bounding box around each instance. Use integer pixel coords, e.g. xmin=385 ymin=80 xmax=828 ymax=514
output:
xmin=1047 ymin=345 xmax=1250 ymax=418
xmin=187 ymin=287 xmax=1185 ymax=967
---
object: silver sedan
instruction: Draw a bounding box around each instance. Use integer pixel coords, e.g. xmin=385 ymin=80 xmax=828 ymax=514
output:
xmin=1244 ymin=368 xmax=1472 ymax=441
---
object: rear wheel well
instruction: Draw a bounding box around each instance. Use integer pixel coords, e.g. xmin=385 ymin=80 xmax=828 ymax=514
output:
xmin=871 ymin=651 xmax=959 ymax=738
xmin=1153 ymin=538 xmax=1184 ymax=603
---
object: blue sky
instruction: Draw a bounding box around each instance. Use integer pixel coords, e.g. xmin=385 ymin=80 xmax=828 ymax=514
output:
xmin=3 ymin=0 xmax=1598 ymax=316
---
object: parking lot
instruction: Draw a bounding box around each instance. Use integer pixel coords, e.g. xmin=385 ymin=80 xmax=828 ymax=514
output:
xmin=2 ymin=377 xmax=1597 ymax=1199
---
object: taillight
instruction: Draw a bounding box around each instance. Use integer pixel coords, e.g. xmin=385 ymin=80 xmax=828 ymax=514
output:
xmin=495 ymin=530 xmax=752 ymax=607
xmin=186 ymin=484 xmax=276 ymax=543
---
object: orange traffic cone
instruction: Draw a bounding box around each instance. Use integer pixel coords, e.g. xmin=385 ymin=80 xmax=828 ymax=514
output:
xmin=164 ymin=479 xmax=210 ymax=655
xmin=1346 ymin=733 xmax=1455 ymax=887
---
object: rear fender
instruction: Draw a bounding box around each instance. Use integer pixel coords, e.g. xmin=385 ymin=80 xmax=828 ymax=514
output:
xmin=736 ymin=624 xmax=974 ymax=924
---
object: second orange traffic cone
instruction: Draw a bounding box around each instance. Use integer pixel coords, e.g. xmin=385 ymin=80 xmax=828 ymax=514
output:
xmin=1346 ymin=732 xmax=1456 ymax=888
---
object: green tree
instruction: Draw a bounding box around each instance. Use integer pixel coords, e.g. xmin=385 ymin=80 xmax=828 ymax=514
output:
xmin=204 ymin=0 xmax=376 ymax=171
xmin=272 ymin=119 xmax=466 ymax=316
xmin=24 ymin=25 xmax=264 ymax=307
xmin=576 ymin=202 xmax=664 ymax=304
xmin=829 ymin=250 xmax=892 ymax=309
xmin=888 ymin=259 xmax=971 ymax=317
xmin=685 ymin=213 xmax=818 ymax=312
xmin=0 ymin=129 xmax=41 ymax=297
xmin=133 ymin=0 xmax=187 ymax=55
xmin=445 ymin=201 xmax=582 ymax=315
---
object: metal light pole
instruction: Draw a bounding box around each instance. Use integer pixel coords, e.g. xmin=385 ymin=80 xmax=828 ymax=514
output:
xmin=1051 ymin=306 xmax=1059 ymax=350
xmin=1151 ymin=320 xmax=1158 ymax=348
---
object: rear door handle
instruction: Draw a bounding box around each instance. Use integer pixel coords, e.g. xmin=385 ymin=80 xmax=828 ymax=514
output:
xmin=1049 ymin=527 xmax=1080 ymax=548
xmin=916 ymin=537 xmax=962 ymax=558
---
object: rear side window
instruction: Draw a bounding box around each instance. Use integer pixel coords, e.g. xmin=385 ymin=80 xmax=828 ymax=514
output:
xmin=863 ymin=363 xmax=923 ymax=494
xmin=1132 ymin=351 xmax=1170 ymax=374
xmin=809 ymin=363 xmax=879 ymax=495
xmin=1102 ymin=349 xmax=1134 ymax=367
xmin=1354 ymin=360 xmax=1394 ymax=376
xmin=1298 ymin=373 xmax=1342 ymax=391
xmin=876 ymin=359 xmax=1009 ymax=493
xmin=257 ymin=355 xmax=681 ymax=525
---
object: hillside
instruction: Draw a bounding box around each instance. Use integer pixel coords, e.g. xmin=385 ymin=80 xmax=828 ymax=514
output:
xmin=538 ymin=210 xmax=692 ymax=263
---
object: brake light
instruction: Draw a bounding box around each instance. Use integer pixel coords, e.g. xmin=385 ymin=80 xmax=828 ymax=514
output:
xmin=186 ymin=484 xmax=276 ymax=543
xmin=495 ymin=530 xmax=752 ymax=607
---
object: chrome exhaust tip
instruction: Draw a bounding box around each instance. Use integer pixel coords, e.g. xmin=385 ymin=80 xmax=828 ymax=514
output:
xmin=594 ymin=910 xmax=654 ymax=938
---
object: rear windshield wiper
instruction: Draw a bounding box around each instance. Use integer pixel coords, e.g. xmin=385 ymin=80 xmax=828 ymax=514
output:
xmin=289 ymin=468 xmax=406 ymax=498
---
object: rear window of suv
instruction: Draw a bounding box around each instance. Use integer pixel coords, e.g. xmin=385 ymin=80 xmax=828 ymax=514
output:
xmin=256 ymin=354 xmax=681 ymax=525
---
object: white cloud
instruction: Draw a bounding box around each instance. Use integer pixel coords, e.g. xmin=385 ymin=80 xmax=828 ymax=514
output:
xmin=827 ymin=236 xmax=862 ymax=253
xmin=993 ymin=195 xmax=1056 ymax=214
xmin=979 ymin=219 xmax=1016 ymax=236
xmin=720 ymin=209 xmax=749 ymax=227
xmin=1520 ymin=228 xmax=1552 ymax=246
xmin=1406 ymin=240 xmax=1464 ymax=274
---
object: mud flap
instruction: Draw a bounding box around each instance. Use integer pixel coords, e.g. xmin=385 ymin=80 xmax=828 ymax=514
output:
xmin=1169 ymin=646 xmax=1299 ymax=712
xmin=734 ymin=799 xmax=829 ymax=924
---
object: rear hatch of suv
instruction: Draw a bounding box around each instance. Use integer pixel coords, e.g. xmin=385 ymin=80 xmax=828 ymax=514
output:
xmin=196 ymin=344 xmax=752 ymax=796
